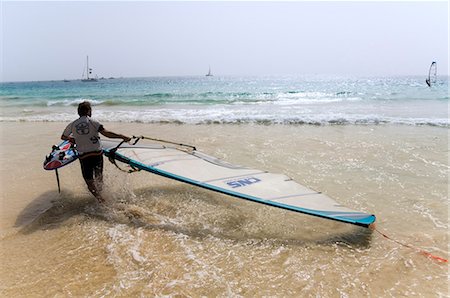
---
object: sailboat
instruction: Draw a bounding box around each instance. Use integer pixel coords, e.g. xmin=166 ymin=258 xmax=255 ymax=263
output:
xmin=81 ymin=56 xmax=98 ymax=82
xmin=425 ymin=61 xmax=437 ymax=87
xmin=205 ymin=66 xmax=213 ymax=77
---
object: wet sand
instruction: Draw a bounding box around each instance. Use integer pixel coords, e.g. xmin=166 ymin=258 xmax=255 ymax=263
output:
xmin=0 ymin=122 xmax=448 ymax=296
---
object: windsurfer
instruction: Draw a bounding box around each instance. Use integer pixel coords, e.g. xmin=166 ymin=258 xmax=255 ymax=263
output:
xmin=61 ymin=101 xmax=131 ymax=202
xmin=426 ymin=61 xmax=437 ymax=87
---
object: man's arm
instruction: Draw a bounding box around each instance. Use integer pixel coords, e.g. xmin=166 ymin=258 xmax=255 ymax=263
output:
xmin=61 ymin=134 xmax=75 ymax=143
xmin=61 ymin=123 xmax=75 ymax=143
xmin=99 ymin=128 xmax=131 ymax=142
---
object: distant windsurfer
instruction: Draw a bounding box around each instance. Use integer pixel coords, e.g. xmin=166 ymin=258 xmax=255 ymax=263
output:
xmin=426 ymin=61 xmax=437 ymax=87
xmin=61 ymin=101 xmax=131 ymax=202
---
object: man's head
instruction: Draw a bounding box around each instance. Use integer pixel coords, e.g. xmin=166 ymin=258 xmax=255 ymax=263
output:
xmin=78 ymin=101 xmax=92 ymax=117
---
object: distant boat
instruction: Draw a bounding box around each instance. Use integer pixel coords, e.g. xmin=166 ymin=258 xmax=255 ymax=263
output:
xmin=63 ymin=79 xmax=70 ymax=82
xmin=425 ymin=61 xmax=437 ymax=87
xmin=81 ymin=56 xmax=98 ymax=82
xmin=205 ymin=66 xmax=213 ymax=77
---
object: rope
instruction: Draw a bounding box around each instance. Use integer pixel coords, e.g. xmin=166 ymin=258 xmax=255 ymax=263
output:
xmin=106 ymin=139 xmax=140 ymax=173
xmin=107 ymin=155 xmax=141 ymax=173
xmin=369 ymin=224 xmax=448 ymax=263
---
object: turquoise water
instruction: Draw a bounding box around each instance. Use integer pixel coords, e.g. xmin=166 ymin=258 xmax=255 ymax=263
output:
xmin=0 ymin=76 xmax=448 ymax=126
xmin=1 ymin=77 xmax=449 ymax=296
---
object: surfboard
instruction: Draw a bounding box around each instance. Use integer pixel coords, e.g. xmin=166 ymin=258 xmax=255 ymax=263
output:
xmin=102 ymin=139 xmax=376 ymax=228
xmin=43 ymin=140 xmax=78 ymax=170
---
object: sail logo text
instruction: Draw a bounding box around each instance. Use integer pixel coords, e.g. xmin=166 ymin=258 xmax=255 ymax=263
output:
xmin=226 ymin=177 xmax=261 ymax=188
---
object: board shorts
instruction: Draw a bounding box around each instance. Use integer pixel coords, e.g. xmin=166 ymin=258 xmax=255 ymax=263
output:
xmin=79 ymin=151 xmax=103 ymax=181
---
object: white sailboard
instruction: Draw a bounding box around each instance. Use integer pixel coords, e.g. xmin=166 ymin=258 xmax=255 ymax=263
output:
xmin=102 ymin=138 xmax=376 ymax=228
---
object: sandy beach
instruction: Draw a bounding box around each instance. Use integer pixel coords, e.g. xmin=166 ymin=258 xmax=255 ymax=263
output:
xmin=0 ymin=122 xmax=448 ymax=296
xmin=2 ymin=0 xmax=448 ymax=295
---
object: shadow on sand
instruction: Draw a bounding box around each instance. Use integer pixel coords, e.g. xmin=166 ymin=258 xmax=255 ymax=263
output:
xmin=14 ymin=190 xmax=95 ymax=234
xmin=15 ymin=185 xmax=374 ymax=249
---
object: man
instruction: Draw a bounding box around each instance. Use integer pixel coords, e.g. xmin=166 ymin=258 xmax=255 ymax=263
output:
xmin=62 ymin=101 xmax=131 ymax=202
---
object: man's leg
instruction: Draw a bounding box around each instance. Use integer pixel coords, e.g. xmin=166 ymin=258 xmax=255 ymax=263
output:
xmin=85 ymin=179 xmax=104 ymax=203
xmin=92 ymin=155 xmax=104 ymax=202
xmin=80 ymin=155 xmax=104 ymax=203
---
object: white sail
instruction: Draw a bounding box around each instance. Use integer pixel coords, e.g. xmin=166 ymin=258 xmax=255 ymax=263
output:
xmin=426 ymin=61 xmax=437 ymax=87
xmin=103 ymin=139 xmax=376 ymax=228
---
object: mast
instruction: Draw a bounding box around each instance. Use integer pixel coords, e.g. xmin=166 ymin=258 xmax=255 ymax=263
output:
xmin=86 ymin=56 xmax=90 ymax=80
xmin=206 ymin=66 xmax=212 ymax=76
xmin=82 ymin=55 xmax=97 ymax=82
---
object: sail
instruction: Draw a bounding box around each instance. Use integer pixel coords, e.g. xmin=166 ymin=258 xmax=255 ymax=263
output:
xmin=426 ymin=61 xmax=437 ymax=87
xmin=103 ymin=139 xmax=376 ymax=228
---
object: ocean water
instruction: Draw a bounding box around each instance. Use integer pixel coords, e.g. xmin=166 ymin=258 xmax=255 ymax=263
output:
xmin=1 ymin=75 xmax=448 ymax=126
xmin=0 ymin=76 xmax=449 ymax=296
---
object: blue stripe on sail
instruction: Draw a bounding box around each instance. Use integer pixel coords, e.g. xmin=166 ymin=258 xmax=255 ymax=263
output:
xmin=105 ymin=149 xmax=376 ymax=228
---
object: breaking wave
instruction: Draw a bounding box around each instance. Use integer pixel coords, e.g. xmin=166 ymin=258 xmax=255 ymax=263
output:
xmin=1 ymin=111 xmax=448 ymax=127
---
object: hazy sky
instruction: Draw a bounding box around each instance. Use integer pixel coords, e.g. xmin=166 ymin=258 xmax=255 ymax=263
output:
xmin=1 ymin=1 xmax=448 ymax=81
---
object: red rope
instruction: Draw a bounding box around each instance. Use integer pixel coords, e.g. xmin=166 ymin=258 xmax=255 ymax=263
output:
xmin=369 ymin=224 xmax=448 ymax=263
